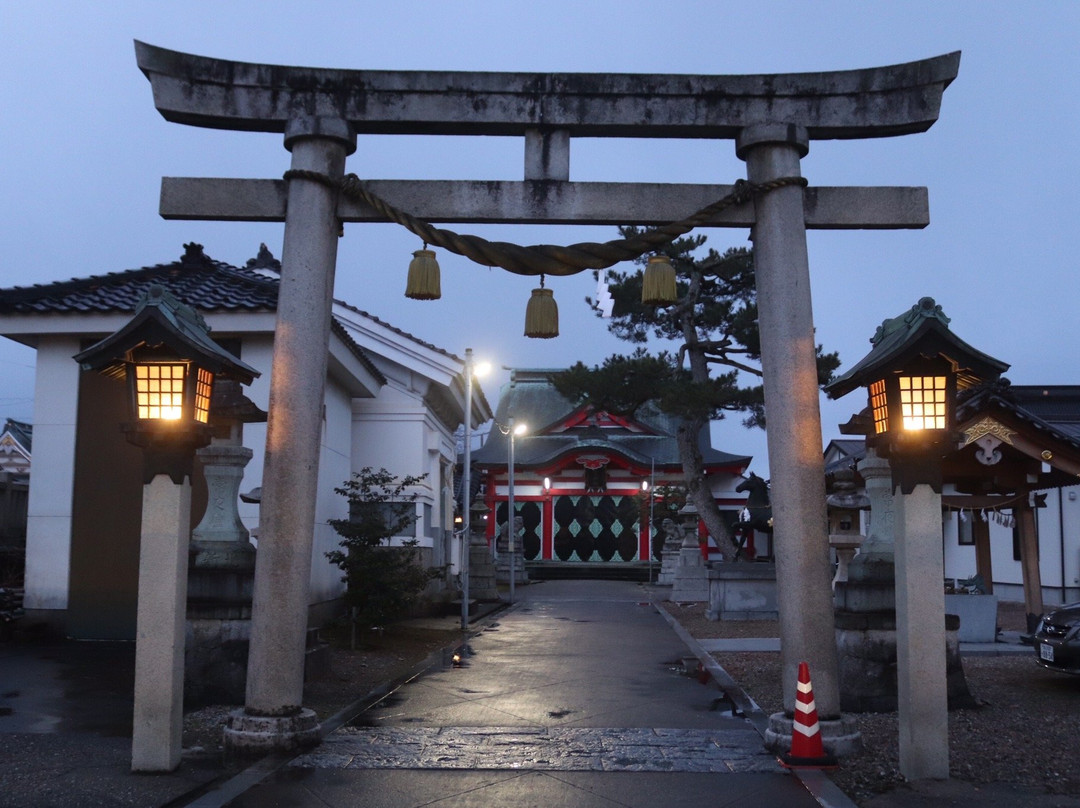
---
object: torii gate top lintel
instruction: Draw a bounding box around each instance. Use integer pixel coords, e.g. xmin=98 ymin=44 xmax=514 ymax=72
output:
xmin=135 ymin=40 xmax=959 ymax=142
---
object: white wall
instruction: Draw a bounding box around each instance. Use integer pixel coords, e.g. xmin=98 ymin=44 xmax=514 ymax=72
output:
xmin=310 ymin=379 xmax=353 ymax=604
xmin=22 ymin=337 xmax=80 ymax=612
xmin=350 ymin=382 xmax=435 ymax=546
xmin=941 ymin=485 xmax=1080 ymax=606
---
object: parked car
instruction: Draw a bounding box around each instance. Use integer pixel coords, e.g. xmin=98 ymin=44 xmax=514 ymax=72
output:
xmin=1034 ymin=602 xmax=1080 ymax=674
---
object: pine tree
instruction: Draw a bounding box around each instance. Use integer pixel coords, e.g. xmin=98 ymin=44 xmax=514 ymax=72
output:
xmin=553 ymin=229 xmax=840 ymax=560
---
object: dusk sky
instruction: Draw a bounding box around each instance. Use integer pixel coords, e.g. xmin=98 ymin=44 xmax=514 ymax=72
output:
xmin=2 ymin=2 xmax=1077 ymax=473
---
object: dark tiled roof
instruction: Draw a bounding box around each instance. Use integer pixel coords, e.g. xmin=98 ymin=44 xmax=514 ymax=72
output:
xmin=332 ymin=299 xmax=491 ymax=416
xmin=472 ymin=369 xmax=750 ymax=471
xmin=824 ymin=443 xmax=866 ymax=476
xmin=2 ymin=419 xmax=31 ymax=452
xmin=1004 ymin=385 xmax=1080 ymax=429
xmin=0 ymin=243 xmax=388 ymax=386
xmin=958 ymin=381 xmax=1080 ymax=453
xmin=0 ymin=243 xmax=278 ymax=314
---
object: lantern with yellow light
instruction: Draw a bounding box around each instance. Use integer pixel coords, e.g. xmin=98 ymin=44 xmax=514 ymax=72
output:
xmin=826 ymin=297 xmax=1007 ymax=492
xmin=75 ymin=284 xmax=258 ymax=481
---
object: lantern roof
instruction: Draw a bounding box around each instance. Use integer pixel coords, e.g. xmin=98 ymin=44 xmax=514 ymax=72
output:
xmin=825 ymin=297 xmax=1008 ymax=400
xmin=73 ymin=284 xmax=258 ymax=383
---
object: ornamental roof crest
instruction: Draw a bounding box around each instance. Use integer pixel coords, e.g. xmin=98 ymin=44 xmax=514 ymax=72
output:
xmin=870 ymin=296 xmax=950 ymax=347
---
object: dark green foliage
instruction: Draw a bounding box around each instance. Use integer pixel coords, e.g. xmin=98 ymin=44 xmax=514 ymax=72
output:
xmin=573 ymin=229 xmax=840 ymax=429
xmin=563 ymin=230 xmax=841 ymax=560
xmin=326 ymin=467 xmax=442 ymax=631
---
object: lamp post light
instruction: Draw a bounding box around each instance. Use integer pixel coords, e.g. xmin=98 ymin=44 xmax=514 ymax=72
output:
xmin=506 ymin=418 xmax=527 ymax=604
xmin=74 ymin=285 xmax=258 ymax=773
xmin=460 ymin=349 xmax=490 ymax=631
xmin=825 ymin=297 xmax=1006 ymax=781
xmin=643 ymin=472 xmax=656 ymax=583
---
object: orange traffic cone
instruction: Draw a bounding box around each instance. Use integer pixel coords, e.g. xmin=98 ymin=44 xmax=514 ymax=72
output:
xmin=780 ymin=661 xmax=838 ymax=769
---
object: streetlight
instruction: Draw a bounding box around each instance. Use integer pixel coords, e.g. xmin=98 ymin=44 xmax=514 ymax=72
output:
xmin=643 ymin=461 xmax=655 ymax=582
xmin=460 ymin=349 xmax=490 ymax=630
xmin=74 ymin=285 xmax=257 ymax=773
xmin=825 ymin=296 xmax=1006 ymax=781
xmin=506 ymin=417 xmax=527 ymax=603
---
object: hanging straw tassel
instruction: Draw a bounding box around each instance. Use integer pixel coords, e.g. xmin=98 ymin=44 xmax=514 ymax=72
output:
xmin=641 ymin=254 xmax=677 ymax=305
xmin=524 ymin=276 xmax=559 ymax=338
xmin=405 ymin=247 xmax=441 ymax=300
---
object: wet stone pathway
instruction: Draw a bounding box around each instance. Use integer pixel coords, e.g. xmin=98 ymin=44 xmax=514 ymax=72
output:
xmin=290 ymin=726 xmax=781 ymax=773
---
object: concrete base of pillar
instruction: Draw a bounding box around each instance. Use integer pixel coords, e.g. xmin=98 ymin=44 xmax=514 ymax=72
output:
xmin=223 ymin=708 xmax=321 ymax=754
xmin=764 ymin=712 xmax=862 ymax=759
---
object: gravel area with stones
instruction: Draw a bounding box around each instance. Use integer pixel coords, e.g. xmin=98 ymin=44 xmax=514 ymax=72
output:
xmin=665 ymin=599 xmax=1080 ymax=806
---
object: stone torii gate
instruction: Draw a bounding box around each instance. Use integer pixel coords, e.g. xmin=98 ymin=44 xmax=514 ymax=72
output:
xmin=134 ymin=41 xmax=959 ymax=752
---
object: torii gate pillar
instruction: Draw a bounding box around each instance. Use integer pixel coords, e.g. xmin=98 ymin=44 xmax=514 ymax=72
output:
xmin=223 ymin=118 xmax=356 ymax=750
xmin=737 ymin=125 xmax=850 ymax=745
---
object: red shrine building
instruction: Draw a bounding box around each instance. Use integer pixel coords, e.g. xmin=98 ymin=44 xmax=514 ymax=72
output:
xmin=471 ymin=369 xmax=752 ymax=570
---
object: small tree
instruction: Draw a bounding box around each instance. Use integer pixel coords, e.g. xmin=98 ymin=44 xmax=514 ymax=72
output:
xmin=326 ymin=467 xmax=441 ymax=632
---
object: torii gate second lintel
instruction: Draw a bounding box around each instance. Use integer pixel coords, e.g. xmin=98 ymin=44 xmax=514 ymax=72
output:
xmin=134 ymin=42 xmax=960 ymax=753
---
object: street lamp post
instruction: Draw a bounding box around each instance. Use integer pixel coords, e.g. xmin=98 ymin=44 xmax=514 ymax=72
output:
xmin=74 ymin=285 xmax=257 ymax=773
xmin=460 ymin=349 xmax=490 ymax=631
xmin=825 ymin=297 xmax=1006 ymax=781
xmin=506 ymin=417 xmax=527 ymax=604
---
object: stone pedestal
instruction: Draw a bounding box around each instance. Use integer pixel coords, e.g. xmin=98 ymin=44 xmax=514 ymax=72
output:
xmin=829 ymin=534 xmax=864 ymax=590
xmin=833 ymin=450 xmax=974 ymax=714
xmin=656 ymin=533 xmax=683 ymax=585
xmin=185 ymin=441 xmax=257 ymax=707
xmin=764 ymin=713 xmax=863 ymax=759
xmin=944 ymin=593 xmax=999 ymax=643
xmin=834 ymin=610 xmax=973 ymax=713
xmin=495 ymin=520 xmax=528 ymax=587
xmin=669 ymin=544 xmax=709 ymax=602
xmin=706 ymin=562 xmax=778 ymax=620
xmin=223 ymin=708 xmax=321 ymax=754
xmin=186 ymin=567 xmax=253 ymax=706
xmin=468 ymin=532 xmax=500 ymax=602
xmin=495 ymin=551 xmax=528 ymax=586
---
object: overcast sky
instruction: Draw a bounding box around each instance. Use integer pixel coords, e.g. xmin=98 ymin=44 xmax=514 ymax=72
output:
xmin=2 ymin=2 xmax=1077 ymax=473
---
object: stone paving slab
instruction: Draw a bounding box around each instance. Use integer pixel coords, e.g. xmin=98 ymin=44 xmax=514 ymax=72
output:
xmin=291 ymin=726 xmax=781 ymax=773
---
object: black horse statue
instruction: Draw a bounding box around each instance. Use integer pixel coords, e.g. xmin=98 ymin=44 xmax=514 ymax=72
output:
xmin=733 ymin=472 xmax=773 ymax=560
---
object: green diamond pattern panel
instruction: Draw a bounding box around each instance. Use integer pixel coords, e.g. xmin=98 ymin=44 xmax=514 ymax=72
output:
xmin=552 ymin=495 xmax=640 ymax=562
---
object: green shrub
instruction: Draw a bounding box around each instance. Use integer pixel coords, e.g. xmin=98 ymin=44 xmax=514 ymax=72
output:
xmin=326 ymin=467 xmax=442 ymax=631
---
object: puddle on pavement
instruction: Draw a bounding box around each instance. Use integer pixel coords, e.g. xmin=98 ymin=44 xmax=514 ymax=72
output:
xmin=347 ymin=692 xmax=406 ymax=727
xmin=0 ymin=642 xmax=135 ymax=736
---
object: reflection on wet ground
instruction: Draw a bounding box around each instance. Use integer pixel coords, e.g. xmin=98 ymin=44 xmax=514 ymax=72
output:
xmin=0 ymin=640 xmax=135 ymax=736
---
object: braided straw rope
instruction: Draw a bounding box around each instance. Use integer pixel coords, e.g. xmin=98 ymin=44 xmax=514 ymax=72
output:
xmin=284 ymin=170 xmax=807 ymax=277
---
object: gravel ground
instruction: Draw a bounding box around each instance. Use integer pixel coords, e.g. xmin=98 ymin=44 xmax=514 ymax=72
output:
xmin=183 ymin=622 xmax=462 ymax=757
xmin=666 ymin=599 xmax=1080 ymax=806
